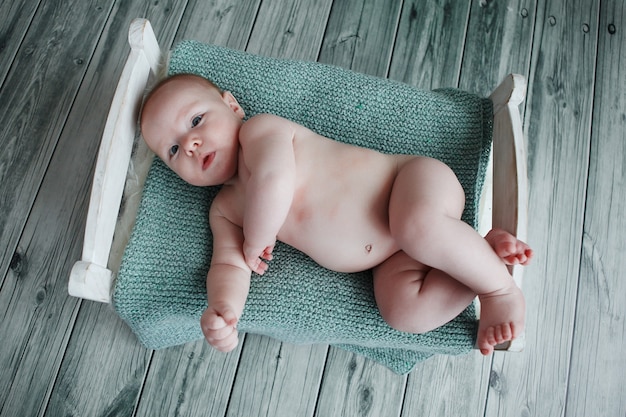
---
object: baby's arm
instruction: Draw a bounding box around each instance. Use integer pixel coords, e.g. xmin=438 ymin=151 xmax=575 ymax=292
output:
xmin=239 ymin=114 xmax=297 ymax=273
xmin=201 ymin=199 xmax=252 ymax=352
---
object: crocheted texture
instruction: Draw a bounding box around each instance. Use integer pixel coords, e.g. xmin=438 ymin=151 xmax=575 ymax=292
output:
xmin=113 ymin=41 xmax=492 ymax=375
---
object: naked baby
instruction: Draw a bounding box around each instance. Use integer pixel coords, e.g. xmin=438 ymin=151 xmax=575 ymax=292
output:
xmin=140 ymin=74 xmax=533 ymax=356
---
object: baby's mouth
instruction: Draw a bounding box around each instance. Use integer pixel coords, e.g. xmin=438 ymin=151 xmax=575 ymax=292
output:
xmin=202 ymin=152 xmax=215 ymax=171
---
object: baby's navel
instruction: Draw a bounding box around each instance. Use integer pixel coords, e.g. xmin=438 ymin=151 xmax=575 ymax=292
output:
xmin=365 ymin=244 xmax=372 ymax=254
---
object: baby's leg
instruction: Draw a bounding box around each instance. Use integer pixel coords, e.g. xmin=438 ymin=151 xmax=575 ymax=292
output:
xmin=373 ymin=231 xmax=530 ymax=340
xmin=387 ymin=157 xmax=526 ymax=355
xmin=373 ymin=251 xmax=476 ymax=334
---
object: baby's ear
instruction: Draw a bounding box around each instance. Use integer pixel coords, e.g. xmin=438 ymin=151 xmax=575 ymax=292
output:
xmin=222 ymin=91 xmax=245 ymax=119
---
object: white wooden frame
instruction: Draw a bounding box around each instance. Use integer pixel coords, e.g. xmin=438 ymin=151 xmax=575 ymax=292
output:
xmin=68 ymin=19 xmax=160 ymax=303
xmin=69 ymin=18 xmax=528 ymax=351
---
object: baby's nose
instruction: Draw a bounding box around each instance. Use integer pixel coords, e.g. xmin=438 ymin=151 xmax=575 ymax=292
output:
xmin=182 ymin=134 xmax=201 ymax=155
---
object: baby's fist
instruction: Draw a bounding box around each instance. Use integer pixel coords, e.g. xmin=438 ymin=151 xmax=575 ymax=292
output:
xmin=243 ymin=242 xmax=274 ymax=275
xmin=200 ymin=307 xmax=239 ymax=352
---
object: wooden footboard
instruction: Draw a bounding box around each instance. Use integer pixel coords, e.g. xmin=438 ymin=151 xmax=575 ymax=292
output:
xmin=488 ymin=73 xmax=529 ymax=351
xmin=68 ymin=19 xmax=161 ymax=302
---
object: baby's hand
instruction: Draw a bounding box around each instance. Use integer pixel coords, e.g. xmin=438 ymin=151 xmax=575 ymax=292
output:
xmin=243 ymin=241 xmax=275 ymax=275
xmin=200 ymin=306 xmax=240 ymax=352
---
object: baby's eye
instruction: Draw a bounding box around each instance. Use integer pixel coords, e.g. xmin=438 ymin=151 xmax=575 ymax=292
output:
xmin=169 ymin=144 xmax=179 ymax=157
xmin=191 ymin=115 xmax=202 ymax=127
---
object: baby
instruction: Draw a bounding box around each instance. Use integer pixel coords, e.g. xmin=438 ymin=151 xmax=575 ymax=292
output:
xmin=140 ymin=73 xmax=533 ymax=356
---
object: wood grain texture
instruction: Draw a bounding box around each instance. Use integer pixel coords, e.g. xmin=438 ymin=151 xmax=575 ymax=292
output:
xmin=566 ymin=2 xmax=626 ymax=416
xmin=45 ymin=304 xmax=152 ymax=417
xmin=0 ymin=1 xmax=42 ymax=88
xmin=388 ymin=0 xmax=470 ymax=88
xmin=0 ymin=0 xmax=118 ymax=415
xmin=226 ymin=336 xmax=327 ymax=417
xmin=136 ymin=340 xmax=243 ymax=417
xmin=315 ymin=348 xmax=406 ymax=417
xmin=0 ymin=0 xmax=116 ymax=289
xmin=460 ymin=0 xmax=536 ymax=96
xmin=485 ymin=1 xmax=600 ymax=416
xmin=245 ymin=0 xmax=333 ymax=59
xmin=318 ymin=0 xmax=402 ymax=76
xmin=401 ymin=352 xmax=490 ymax=417
xmin=173 ymin=0 xmax=261 ymax=49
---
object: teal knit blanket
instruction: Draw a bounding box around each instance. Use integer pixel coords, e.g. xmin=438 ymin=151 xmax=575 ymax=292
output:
xmin=113 ymin=41 xmax=492 ymax=374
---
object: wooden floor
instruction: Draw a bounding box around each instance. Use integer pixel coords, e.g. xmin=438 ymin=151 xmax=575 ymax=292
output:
xmin=1 ymin=0 xmax=625 ymax=416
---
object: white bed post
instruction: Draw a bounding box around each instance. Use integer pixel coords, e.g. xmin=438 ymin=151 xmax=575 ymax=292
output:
xmin=489 ymin=73 xmax=529 ymax=351
xmin=69 ymin=19 xmax=161 ymax=303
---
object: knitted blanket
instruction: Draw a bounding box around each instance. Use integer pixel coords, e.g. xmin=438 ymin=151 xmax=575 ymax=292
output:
xmin=113 ymin=41 xmax=492 ymax=374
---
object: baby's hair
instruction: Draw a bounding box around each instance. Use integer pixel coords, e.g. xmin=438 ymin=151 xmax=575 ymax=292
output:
xmin=139 ymin=73 xmax=221 ymax=128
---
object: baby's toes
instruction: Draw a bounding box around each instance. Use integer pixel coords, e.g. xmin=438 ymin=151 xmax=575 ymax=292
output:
xmin=494 ymin=324 xmax=513 ymax=344
xmin=478 ymin=328 xmax=495 ymax=355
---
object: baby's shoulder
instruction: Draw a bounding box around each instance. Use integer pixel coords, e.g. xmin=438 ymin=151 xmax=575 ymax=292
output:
xmin=243 ymin=113 xmax=291 ymax=131
xmin=247 ymin=113 xmax=290 ymax=122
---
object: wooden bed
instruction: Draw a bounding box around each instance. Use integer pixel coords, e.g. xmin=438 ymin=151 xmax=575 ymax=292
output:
xmin=68 ymin=18 xmax=528 ymax=352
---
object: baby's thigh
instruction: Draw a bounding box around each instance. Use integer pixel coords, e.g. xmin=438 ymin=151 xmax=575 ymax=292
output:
xmin=389 ymin=157 xmax=465 ymax=229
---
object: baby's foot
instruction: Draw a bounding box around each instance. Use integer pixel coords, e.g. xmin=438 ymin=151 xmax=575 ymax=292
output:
xmin=485 ymin=228 xmax=533 ymax=265
xmin=477 ymin=284 xmax=525 ymax=355
xmin=477 ymin=229 xmax=531 ymax=355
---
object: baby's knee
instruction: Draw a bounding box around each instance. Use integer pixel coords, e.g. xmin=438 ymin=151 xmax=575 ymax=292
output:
xmin=389 ymin=209 xmax=441 ymax=252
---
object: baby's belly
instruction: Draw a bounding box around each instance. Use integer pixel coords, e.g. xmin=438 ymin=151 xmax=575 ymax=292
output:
xmin=277 ymin=144 xmax=409 ymax=272
xmin=305 ymin=236 xmax=397 ymax=273
xmin=278 ymin=198 xmax=398 ymax=273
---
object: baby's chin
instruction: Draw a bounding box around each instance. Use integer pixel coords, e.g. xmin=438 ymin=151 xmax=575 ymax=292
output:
xmin=185 ymin=177 xmax=216 ymax=187
xmin=183 ymin=173 xmax=226 ymax=188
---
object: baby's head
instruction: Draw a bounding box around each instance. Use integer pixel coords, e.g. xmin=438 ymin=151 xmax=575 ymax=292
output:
xmin=140 ymin=74 xmax=246 ymax=186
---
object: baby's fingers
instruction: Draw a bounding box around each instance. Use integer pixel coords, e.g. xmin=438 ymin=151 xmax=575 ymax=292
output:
xmin=201 ymin=309 xmax=240 ymax=352
xmin=262 ymin=245 xmax=275 ymax=260
xmin=246 ymin=256 xmax=270 ymax=275
xmin=207 ymin=326 xmax=239 ymax=352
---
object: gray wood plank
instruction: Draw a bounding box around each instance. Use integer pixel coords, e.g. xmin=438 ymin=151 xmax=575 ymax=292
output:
xmin=26 ymin=2 xmax=190 ymax=417
xmin=318 ymin=0 xmax=401 ymax=76
xmin=0 ymin=0 xmax=114 ymax=289
xmin=173 ymin=0 xmax=261 ymax=49
xmin=0 ymin=0 xmax=120 ymax=415
xmin=45 ymin=304 xmax=152 ymax=417
xmin=245 ymin=0 xmax=333 ymax=59
xmin=459 ymin=0 xmax=537 ymax=96
xmin=315 ymin=348 xmax=406 ymax=417
xmin=0 ymin=0 xmax=42 ymax=88
xmin=226 ymin=336 xmax=327 ymax=417
xmin=566 ymin=2 xmax=626 ymax=416
xmin=484 ymin=0 xmax=600 ymax=415
xmin=402 ymin=353 xmax=490 ymax=416
xmin=388 ymin=0 xmax=470 ymax=88
xmin=137 ymin=340 xmax=243 ymax=417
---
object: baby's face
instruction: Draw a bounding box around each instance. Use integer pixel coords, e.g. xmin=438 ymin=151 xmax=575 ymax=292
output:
xmin=141 ymin=75 xmax=245 ymax=186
